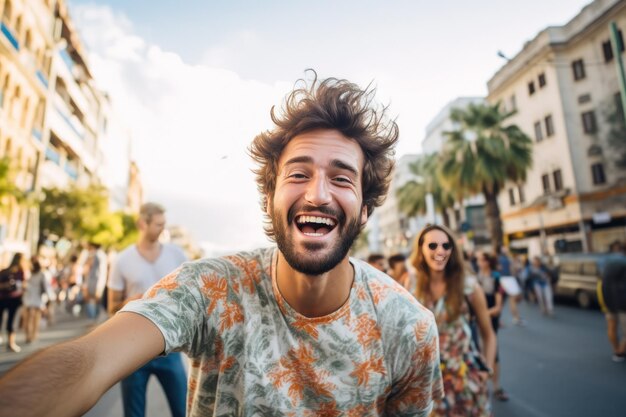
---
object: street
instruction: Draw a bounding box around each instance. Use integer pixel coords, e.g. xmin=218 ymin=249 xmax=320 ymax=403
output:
xmin=1 ymin=300 xmax=623 ymax=416
xmin=493 ymin=300 xmax=624 ymax=417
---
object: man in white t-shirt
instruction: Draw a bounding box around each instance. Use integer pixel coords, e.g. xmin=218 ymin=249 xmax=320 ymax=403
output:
xmin=0 ymin=73 xmax=442 ymax=417
xmin=108 ymin=202 xmax=188 ymax=417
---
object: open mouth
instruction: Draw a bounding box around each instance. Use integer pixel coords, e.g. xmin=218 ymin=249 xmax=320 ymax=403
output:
xmin=295 ymin=215 xmax=337 ymax=237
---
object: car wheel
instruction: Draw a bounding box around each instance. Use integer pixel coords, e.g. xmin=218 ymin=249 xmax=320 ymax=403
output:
xmin=576 ymin=290 xmax=592 ymax=309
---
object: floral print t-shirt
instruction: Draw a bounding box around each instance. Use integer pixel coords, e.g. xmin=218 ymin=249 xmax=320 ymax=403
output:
xmin=122 ymin=247 xmax=443 ymax=416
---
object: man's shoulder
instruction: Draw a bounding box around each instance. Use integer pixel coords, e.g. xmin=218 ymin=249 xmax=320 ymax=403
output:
xmin=114 ymin=245 xmax=138 ymax=264
xmin=355 ymin=259 xmax=433 ymax=319
xmin=188 ymin=247 xmax=273 ymax=278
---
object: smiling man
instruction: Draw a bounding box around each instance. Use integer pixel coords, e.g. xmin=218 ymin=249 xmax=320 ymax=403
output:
xmin=0 ymin=74 xmax=442 ymax=416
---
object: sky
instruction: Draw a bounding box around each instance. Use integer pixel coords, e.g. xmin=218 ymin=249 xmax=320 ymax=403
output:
xmin=68 ymin=0 xmax=593 ymax=255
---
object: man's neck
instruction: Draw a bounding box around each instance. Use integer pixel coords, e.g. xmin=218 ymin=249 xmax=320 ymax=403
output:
xmin=136 ymin=237 xmax=161 ymax=262
xmin=275 ymin=253 xmax=354 ymax=318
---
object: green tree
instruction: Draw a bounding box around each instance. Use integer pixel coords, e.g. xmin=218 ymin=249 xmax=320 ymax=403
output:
xmin=39 ymin=184 xmax=124 ymax=246
xmin=396 ymin=153 xmax=456 ymax=227
xmin=0 ymin=156 xmax=26 ymax=211
xmin=439 ymin=102 xmax=533 ymax=252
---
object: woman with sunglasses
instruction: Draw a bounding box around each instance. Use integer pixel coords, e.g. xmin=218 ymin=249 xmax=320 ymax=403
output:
xmin=410 ymin=224 xmax=496 ymax=417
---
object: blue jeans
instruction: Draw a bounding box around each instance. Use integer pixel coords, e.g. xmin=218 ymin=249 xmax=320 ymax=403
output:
xmin=120 ymin=353 xmax=187 ymax=417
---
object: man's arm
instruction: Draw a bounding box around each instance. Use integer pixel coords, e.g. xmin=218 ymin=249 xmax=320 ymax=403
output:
xmin=0 ymin=312 xmax=164 ymax=417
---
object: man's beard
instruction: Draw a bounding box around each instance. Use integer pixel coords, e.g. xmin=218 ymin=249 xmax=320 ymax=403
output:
xmin=272 ymin=204 xmax=363 ymax=275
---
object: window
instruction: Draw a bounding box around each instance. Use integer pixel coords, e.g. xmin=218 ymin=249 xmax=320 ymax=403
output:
xmin=545 ymin=115 xmax=554 ymax=137
xmin=614 ymin=92 xmax=625 ymax=124
xmin=534 ymin=121 xmax=543 ymax=141
xmin=603 ymin=31 xmax=625 ymax=62
xmin=582 ymin=111 xmax=597 ymax=134
xmin=572 ymin=59 xmax=586 ymax=80
xmin=528 ymin=81 xmax=536 ymax=95
xmin=553 ymin=169 xmax=563 ymax=191
xmin=578 ymin=93 xmax=591 ymax=104
xmin=538 ymin=73 xmax=546 ymax=88
xmin=510 ymin=94 xmax=517 ymax=111
xmin=542 ymin=174 xmax=551 ymax=194
xmin=508 ymin=188 xmax=516 ymax=206
xmin=518 ymin=185 xmax=526 ymax=203
xmin=591 ymin=163 xmax=606 ymax=184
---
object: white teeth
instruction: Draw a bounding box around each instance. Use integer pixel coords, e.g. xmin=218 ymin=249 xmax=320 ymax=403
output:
xmin=303 ymin=232 xmax=324 ymax=237
xmin=296 ymin=216 xmax=336 ymax=226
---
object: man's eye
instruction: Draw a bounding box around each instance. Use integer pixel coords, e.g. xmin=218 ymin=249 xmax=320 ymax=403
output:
xmin=289 ymin=173 xmax=307 ymax=179
xmin=334 ymin=177 xmax=352 ymax=183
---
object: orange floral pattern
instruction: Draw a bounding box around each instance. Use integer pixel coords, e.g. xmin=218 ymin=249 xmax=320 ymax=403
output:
xmin=123 ymin=248 xmax=442 ymax=416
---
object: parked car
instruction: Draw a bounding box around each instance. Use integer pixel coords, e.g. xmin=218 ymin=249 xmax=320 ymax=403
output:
xmin=553 ymin=253 xmax=613 ymax=308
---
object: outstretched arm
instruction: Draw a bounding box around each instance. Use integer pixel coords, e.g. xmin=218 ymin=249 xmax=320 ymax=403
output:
xmin=0 ymin=312 xmax=164 ymax=417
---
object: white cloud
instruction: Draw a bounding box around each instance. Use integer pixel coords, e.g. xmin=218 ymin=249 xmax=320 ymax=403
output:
xmin=73 ymin=5 xmax=288 ymax=252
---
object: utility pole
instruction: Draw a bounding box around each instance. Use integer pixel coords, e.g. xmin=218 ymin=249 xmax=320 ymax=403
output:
xmin=610 ymin=22 xmax=626 ymax=122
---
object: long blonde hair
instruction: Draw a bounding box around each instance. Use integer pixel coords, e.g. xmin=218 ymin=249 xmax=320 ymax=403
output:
xmin=409 ymin=224 xmax=465 ymax=321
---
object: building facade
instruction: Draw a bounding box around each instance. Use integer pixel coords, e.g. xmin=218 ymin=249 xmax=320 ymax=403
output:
xmin=0 ymin=0 xmax=118 ymax=265
xmin=487 ymin=0 xmax=626 ymax=257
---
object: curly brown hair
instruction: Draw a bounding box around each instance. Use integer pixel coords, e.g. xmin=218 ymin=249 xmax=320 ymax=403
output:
xmin=249 ymin=71 xmax=398 ymax=239
xmin=409 ymin=224 xmax=466 ymax=321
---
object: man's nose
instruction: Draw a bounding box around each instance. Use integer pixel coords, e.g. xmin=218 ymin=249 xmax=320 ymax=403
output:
xmin=305 ymin=175 xmax=332 ymax=206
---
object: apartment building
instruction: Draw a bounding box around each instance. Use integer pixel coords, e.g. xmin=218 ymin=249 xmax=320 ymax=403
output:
xmin=488 ymin=0 xmax=626 ymax=257
xmin=0 ymin=0 xmax=113 ymax=264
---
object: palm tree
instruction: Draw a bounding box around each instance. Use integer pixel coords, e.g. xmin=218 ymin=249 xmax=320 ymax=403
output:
xmin=397 ymin=153 xmax=457 ymax=227
xmin=439 ymin=102 xmax=533 ymax=252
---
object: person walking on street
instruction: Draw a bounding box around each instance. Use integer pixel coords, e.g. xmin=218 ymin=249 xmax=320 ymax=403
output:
xmin=410 ymin=224 xmax=496 ymax=417
xmin=366 ymin=253 xmax=386 ymax=272
xmin=476 ymin=251 xmax=508 ymax=402
xmin=107 ymin=202 xmax=188 ymax=417
xmin=598 ymin=240 xmax=626 ymax=362
xmin=529 ymin=256 xmax=554 ymax=316
xmin=388 ymin=253 xmax=413 ymax=291
xmin=0 ymin=253 xmax=29 ymax=352
xmin=0 ymin=73 xmax=443 ymax=417
xmin=82 ymin=242 xmax=108 ymax=321
xmin=21 ymin=258 xmax=54 ymax=344
xmin=498 ymin=247 xmax=525 ymax=326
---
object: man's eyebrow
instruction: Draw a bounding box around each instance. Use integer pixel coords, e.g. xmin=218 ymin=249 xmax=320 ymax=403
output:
xmin=282 ymin=156 xmax=359 ymax=177
xmin=331 ymin=159 xmax=359 ymax=177
xmin=283 ymin=156 xmax=313 ymax=166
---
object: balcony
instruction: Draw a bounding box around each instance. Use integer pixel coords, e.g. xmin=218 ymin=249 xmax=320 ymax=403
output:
xmin=32 ymin=128 xmax=43 ymax=142
xmin=36 ymin=70 xmax=49 ymax=89
xmin=55 ymin=105 xmax=85 ymax=140
xmin=59 ymin=48 xmax=74 ymax=72
xmin=45 ymin=146 xmax=61 ymax=165
xmin=64 ymin=163 xmax=78 ymax=181
xmin=0 ymin=22 xmax=19 ymax=51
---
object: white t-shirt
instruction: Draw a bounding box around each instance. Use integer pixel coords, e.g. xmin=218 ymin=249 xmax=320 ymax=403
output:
xmin=108 ymin=243 xmax=187 ymax=297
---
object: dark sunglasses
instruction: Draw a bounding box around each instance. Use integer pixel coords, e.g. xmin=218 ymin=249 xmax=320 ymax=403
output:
xmin=427 ymin=242 xmax=452 ymax=251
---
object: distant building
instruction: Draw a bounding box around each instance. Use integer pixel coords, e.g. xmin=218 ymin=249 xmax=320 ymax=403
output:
xmin=487 ymin=0 xmax=626 ymax=257
xmin=369 ymin=154 xmax=425 ymax=257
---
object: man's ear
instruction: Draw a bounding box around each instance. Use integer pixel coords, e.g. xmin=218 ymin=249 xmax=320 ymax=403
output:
xmin=360 ymin=205 xmax=368 ymax=226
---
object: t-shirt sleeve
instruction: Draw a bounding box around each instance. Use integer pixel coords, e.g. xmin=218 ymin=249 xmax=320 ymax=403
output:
xmin=385 ymin=310 xmax=444 ymax=416
xmin=120 ymin=262 xmax=207 ymax=355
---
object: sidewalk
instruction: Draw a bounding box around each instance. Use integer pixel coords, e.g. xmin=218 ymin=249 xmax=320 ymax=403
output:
xmin=0 ymin=305 xmax=99 ymax=375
